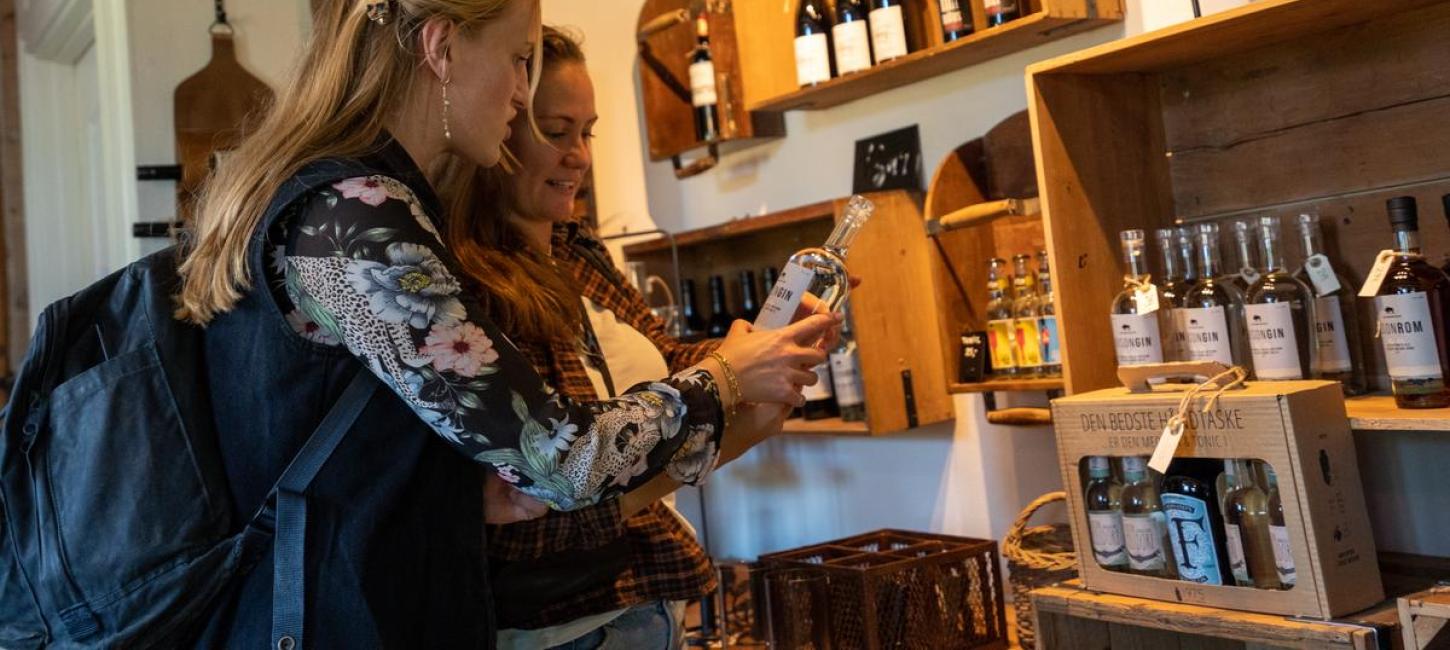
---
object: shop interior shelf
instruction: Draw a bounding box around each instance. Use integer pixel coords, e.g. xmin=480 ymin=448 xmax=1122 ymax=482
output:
xmin=1345 ymin=395 xmax=1450 ymax=432
xmin=781 ymin=416 xmax=871 ymax=436
xmin=950 ymin=378 xmax=1063 ymax=394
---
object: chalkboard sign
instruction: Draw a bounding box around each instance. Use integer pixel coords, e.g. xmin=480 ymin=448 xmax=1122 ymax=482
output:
xmin=853 ymin=125 xmax=922 ymax=194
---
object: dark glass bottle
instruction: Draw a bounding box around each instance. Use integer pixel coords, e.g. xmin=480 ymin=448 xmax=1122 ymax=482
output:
xmin=763 ymin=266 xmax=780 ymax=299
xmin=832 ymin=0 xmax=873 ymax=76
xmin=983 ymin=0 xmax=1021 ymax=27
xmin=1375 ymin=197 xmax=1450 ymax=408
xmin=939 ymin=0 xmax=974 ymax=42
xmin=794 ymin=0 xmax=834 ymax=87
xmin=738 ymin=270 xmax=761 ymax=323
xmin=681 ymin=278 xmax=707 ymax=340
xmin=1161 ymin=459 xmax=1234 ymax=586
xmin=801 ymin=360 xmax=839 ymax=420
xmin=707 ymin=275 xmax=733 ymax=338
xmin=1442 ymin=193 xmax=1450 ymax=276
xmin=868 ymin=0 xmax=909 ymax=64
xmin=688 ymin=15 xmax=720 ymax=143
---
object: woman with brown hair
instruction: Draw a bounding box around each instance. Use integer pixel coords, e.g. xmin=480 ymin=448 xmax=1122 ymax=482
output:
xmin=173 ymin=1 xmax=831 ymax=645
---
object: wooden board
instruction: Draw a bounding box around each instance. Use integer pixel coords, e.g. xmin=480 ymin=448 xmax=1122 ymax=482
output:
xmin=0 ymin=0 xmax=22 ymax=375
xmin=173 ymin=31 xmax=273 ymax=222
xmin=623 ymin=199 xmax=835 ymax=255
xmin=950 ymin=378 xmax=1063 ymax=394
xmin=1346 ymin=395 xmax=1450 ymax=432
xmin=781 ymin=416 xmax=870 ymax=436
xmin=1399 ymin=587 xmax=1450 ymax=650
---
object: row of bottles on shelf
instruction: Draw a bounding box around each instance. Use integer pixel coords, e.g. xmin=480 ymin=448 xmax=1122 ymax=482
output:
xmin=1083 ymin=455 xmax=1296 ymax=590
xmin=1109 ymin=195 xmax=1450 ymax=408
xmin=792 ymin=0 xmax=1023 ymax=88
xmin=982 ymin=250 xmax=1062 ymax=379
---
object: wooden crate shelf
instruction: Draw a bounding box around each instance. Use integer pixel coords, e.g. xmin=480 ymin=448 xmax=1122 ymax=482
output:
xmin=950 ymin=378 xmax=1062 ymax=394
xmin=781 ymin=416 xmax=871 ymax=436
xmin=1399 ymin=586 xmax=1450 ymax=649
xmin=1346 ymin=395 xmax=1450 ymax=432
xmin=621 ymin=199 xmax=834 ymax=256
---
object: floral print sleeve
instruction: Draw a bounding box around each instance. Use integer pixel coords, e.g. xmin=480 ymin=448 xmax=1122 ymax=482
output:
xmin=275 ymin=176 xmax=724 ymax=510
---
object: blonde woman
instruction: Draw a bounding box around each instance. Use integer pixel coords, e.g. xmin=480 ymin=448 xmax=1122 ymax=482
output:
xmin=175 ymin=1 xmax=832 ymax=645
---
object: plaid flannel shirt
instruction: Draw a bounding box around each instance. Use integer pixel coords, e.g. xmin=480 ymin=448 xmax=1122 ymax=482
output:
xmin=488 ymin=222 xmax=720 ymax=629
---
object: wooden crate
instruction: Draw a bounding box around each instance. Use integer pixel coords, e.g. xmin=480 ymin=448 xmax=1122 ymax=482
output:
xmin=1026 ymin=0 xmax=1450 ymax=399
xmin=623 ymin=190 xmax=955 ymax=436
xmin=1399 ymin=587 xmax=1450 ymax=650
xmin=1031 ymin=583 xmax=1403 ymax=650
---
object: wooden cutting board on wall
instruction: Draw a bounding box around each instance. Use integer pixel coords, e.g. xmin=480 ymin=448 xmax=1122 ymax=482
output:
xmin=173 ymin=27 xmax=273 ymax=221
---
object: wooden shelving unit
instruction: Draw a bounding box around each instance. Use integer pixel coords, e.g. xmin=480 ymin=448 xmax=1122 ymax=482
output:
xmin=1346 ymin=395 xmax=1450 ymax=432
xmin=950 ymin=378 xmax=1062 ymax=394
xmin=781 ymin=416 xmax=871 ymax=436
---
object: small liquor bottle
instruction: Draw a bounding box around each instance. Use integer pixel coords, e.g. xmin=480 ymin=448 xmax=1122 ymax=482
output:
xmin=1037 ymin=251 xmax=1062 ymax=377
xmin=1183 ymin=223 xmax=1250 ymax=369
xmin=1011 ymin=254 xmax=1044 ymax=376
xmin=1293 ymin=213 xmax=1366 ymax=395
xmin=1263 ymin=464 xmax=1297 ymax=588
xmin=1374 ymin=197 xmax=1450 ymax=408
xmin=1162 ymin=459 xmax=1234 ymax=586
xmin=1244 ymin=216 xmax=1315 ymax=380
xmin=1221 ymin=460 xmax=1282 ymax=589
xmin=1121 ymin=456 xmax=1176 ymax=578
xmin=1085 ymin=457 xmax=1128 ymax=572
xmin=1110 ymin=230 xmax=1166 ymax=369
xmin=987 ymin=258 xmax=1018 ymax=376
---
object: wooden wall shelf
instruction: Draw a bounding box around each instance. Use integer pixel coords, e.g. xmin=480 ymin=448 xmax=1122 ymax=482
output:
xmin=622 ymin=199 xmax=834 ymax=256
xmin=1346 ymin=395 xmax=1450 ymax=432
xmin=950 ymin=378 xmax=1062 ymax=394
xmin=782 ymin=417 xmax=871 ymax=436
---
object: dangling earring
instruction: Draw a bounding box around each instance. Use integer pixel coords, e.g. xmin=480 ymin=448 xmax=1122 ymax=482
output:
xmin=441 ymin=77 xmax=453 ymax=141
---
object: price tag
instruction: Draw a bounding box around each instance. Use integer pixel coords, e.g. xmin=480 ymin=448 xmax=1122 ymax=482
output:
xmin=1358 ymin=250 xmax=1397 ymax=298
xmin=1148 ymin=418 xmax=1186 ymax=474
xmin=1135 ymin=285 xmax=1159 ymax=314
xmin=1304 ymin=254 xmax=1342 ymax=297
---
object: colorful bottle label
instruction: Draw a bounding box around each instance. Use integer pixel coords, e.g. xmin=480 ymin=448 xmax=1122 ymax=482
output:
xmin=1223 ymin=522 xmax=1251 ymax=584
xmin=868 ymin=5 xmax=908 ymax=62
xmin=1122 ymin=511 xmax=1169 ymax=572
xmin=1014 ymin=317 xmax=1043 ymax=368
xmin=802 ymin=361 xmax=834 ymax=400
xmin=1246 ymin=301 xmax=1303 ymax=379
xmin=1313 ymin=296 xmax=1354 ymax=373
xmin=1087 ymin=511 xmax=1128 ymax=568
xmin=1269 ymin=524 xmax=1296 ymax=587
xmin=829 ymin=348 xmax=864 ymax=407
xmin=1376 ymin=292 xmax=1444 ymax=381
xmin=988 ymin=319 xmax=1017 ymax=371
xmin=688 ymin=61 xmax=717 ymax=107
xmin=754 ymin=261 xmax=813 ymax=331
xmin=1162 ymin=493 xmax=1224 ymax=585
xmin=1111 ymin=313 xmax=1163 ymax=366
xmin=1039 ymin=315 xmax=1061 ymax=365
xmin=1180 ymin=306 xmax=1234 ymax=366
xmin=939 ymin=0 xmax=967 ymax=30
xmin=793 ymin=32 xmax=832 ymax=86
xmin=832 ymin=20 xmax=872 ymax=75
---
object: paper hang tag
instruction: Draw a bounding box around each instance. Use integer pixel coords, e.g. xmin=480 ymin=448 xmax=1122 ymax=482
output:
xmin=1148 ymin=418 xmax=1187 ymax=474
xmin=1240 ymin=267 xmax=1262 ymax=286
xmin=1358 ymin=250 xmax=1397 ymax=298
xmin=1135 ymin=285 xmax=1160 ymax=314
xmin=1304 ymin=254 xmax=1342 ymax=297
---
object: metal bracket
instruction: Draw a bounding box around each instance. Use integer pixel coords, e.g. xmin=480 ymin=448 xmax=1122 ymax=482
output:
xmin=900 ymin=369 xmax=918 ymax=429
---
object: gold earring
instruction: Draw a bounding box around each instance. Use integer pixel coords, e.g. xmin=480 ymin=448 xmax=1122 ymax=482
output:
xmin=441 ymin=77 xmax=452 ymax=141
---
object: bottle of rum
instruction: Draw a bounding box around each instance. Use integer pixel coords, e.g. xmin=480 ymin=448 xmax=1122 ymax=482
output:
xmin=1374 ymin=197 xmax=1450 ymax=409
xmin=707 ymin=275 xmax=733 ymax=338
xmin=984 ymin=0 xmax=1022 ymax=26
xmin=1245 ymin=216 xmax=1315 ymax=380
xmin=1085 ymin=456 xmax=1128 ymax=572
xmin=1183 ymin=223 xmax=1250 ymax=369
xmin=868 ymin=0 xmax=909 ymax=64
xmin=939 ymin=0 xmax=974 ymax=41
xmin=738 ymin=269 xmax=762 ymax=323
xmin=754 ymin=196 xmax=873 ymax=330
xmin=794 ymin=0 xmax=834 ymax=87
xmin=1162 ymin=460 xmax=1234 ymax=585
xmin=1111 ymin=230 xmax=1166 ymax=369
xmin=1230 ymin=220 xmax=1262 ymax=296
xmin=1037 ymin=251 xmax=1062 ymax=377
xmin=1221 ymin=460 xmax=1282 ymax=589
xmin=689 ymin=15 xmax=720 ymax=143
xmin=1263 ymin=464 xmax=1297 ymax=589
xmin=987 ymin=258 xmax=1018 ymax=377
xmin=1121 ymin=456 xmax=1176 ymax=578
xmin=832 ymin=0 xmax=873 ymax=76
xmin=1012 ymin=254 xmax=1044 ymax=376
xmin=1293 ymin=213 xmax=1366 ymax=395
xmin=1155 ymin=227 xmax=1193 ymax=363
xmin=831 ymin=302 xmax=867 ymax=422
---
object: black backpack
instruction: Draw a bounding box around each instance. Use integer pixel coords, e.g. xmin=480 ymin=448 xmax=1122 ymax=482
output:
xmin=0 ymin=161 xmax=378 ymax=648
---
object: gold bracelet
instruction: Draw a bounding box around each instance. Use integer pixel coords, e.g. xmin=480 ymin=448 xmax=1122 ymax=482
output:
xmin=708 ymin=351 xmax=741 ymax=426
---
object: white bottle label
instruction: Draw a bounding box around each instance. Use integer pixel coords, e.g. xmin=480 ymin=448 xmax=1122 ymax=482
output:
xmin=1246 ymin=302 xmax=1303 ymax=379
xmin=1122 ymin=511 xmax=1168 ymax=571
xmin=1304 ymin=254 xmax=1342 ymax=297
xmin=1180 ymin=306 xmax=1233 ymax=366
xmin=984 ymin=0 xmax=1019 ymax=16
xmin=1224 ymin=522 xmax=1251 ymax=584
xmin=1313 ymin=296 xmax=1353 ymax=373
xmin=802 ymin=361 xmax=834 ymax=400
xmin=1087 ymin=511 xmax=1128 ymax=567
xmin=688 ymin=61 xmax=717 ymax=107
xmin=1269 ymin=524 xmax=1296 ymax=587
xmin=830 ymin=348 xmax=864 ymax=407
xmin=940 ymin=0 xmax=967 ymax=29
xmin=1111 ymin=313 xmax=1164 ymax=366
xmin=794 ymin=33 xmax=832 ymax=86
xmin=754 ymin=261 xmax=814 ymax=331
xmin=869 ymin=5 xmax=908 ymax=63
xmin=832 ymin=20 xmax=872 ymax=75
xmin=1358 ymin=250 xmax=1397 ymax=298
xmin=1376 ymin=292 xmax=1444 ymax=381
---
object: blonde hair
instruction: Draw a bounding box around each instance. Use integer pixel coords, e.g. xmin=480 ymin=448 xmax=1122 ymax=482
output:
xmin=176 ymin=0 xmax=540 ymax=324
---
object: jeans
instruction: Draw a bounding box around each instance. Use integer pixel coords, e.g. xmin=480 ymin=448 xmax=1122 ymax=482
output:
xmin=545 ymin=600 xmax=687 ymax=650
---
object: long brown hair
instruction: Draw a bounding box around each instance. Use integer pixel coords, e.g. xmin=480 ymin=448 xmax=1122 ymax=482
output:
xmin=442 ymin=26 xmax=587 ymax=344
xmin=176 ymin=0 xmax=538 ymax=324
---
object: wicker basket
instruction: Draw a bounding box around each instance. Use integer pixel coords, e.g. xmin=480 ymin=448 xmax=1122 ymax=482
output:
xmin=1002 ymin=492 xmax=1077 ymax=649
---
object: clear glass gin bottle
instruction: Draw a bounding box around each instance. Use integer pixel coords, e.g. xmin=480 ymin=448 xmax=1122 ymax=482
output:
xmin=1111 ymin=230 xmax=1166 ymax=368
xmin=754 ymin=195 xmax=873 ymax=330
xmin=1084 ymin=456 xmax=1127 ymax=571
xmin=1156 ymin=227 xmax=1193 ymax=363
xmin=1244 ymin=216 xmax=1315 ymax=380
xmin=1182 ymin=223 xmax=1251 ymax=369
xmin=1121 ymin=456 xmax=1176 ymax=578
xmin=1293 ymin=213 xmax=1366 ymax=395
xmin=1230 ymin=219 xmax=1262 ymax=295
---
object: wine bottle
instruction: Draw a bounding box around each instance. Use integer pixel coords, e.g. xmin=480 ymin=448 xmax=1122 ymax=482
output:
xmin=1221 ymin=460 xmax=1281 ymax=589
xmin=1375 ymin=197 xmax=1450 ymax=408
xmin=1085 ymin=456 xmax=1128 ymax=571
xmin=1037 ymin=251 xmax=1062 ymax=377
xmin=754 ymin=196 xmax=874 ymax=330
xmin=1121 ymin=456 xmax=1176 ymax=578
xmin=833 ymin=0 xmax=874 ymax=76
xmin=689 ymin=15 xmax=720 ymax=143
xmin=1183 ymin=223 xmax=1250 ymax=369
xmin=1011 ymin=254 xmax=1044 ymax=375
xmin=795 ymin=0 xmax=834 ymax=87
xmin=987 ymin=258 xmax=1018 ymax=376
xmin=1155 ymin=227 xmax=1193 ymax=363
xmin=831 ymin=302 xmax=867 ymax=422
xmin=738 ymin=269 xmax=762 ymax=323
xmin=681 ymin=278 xmax=707 ymax=340
xmin=1263 ymin=464 xmax=1296 ymax=588
xmin=983 ymin=0 xmax=1021 ymax=27
xmin=1162 ymin=460 xmax=1233 ymax=586
xmin=939 ymin=0 xmax=974 ymax=42
xmin=1293 ymin=213 xmax=1366 ymax=395
xmin=801 ymin=360 xmax=839 ymax=420
xmin=1245 ymin=216 xmax=1315 ymax=380
xmin=1110 ymin=230 xmax=1165 ymax=369
xmin=707 ymin=275 xmax=733 ymax=338
xmin=868 ymin=0 xmax=909 ymax=64
xmin=1230 ymin=220 xmax=1261 ymax=295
